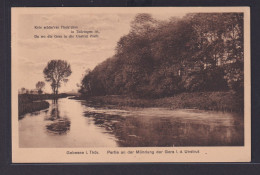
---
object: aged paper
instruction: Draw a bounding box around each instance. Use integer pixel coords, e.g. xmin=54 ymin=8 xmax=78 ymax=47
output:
xmin=12 ymin=7 xmax=250 ymax=163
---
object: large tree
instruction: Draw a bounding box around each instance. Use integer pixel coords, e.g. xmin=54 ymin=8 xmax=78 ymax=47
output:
xmin=43 ymin=60 xmax=72 ymax=94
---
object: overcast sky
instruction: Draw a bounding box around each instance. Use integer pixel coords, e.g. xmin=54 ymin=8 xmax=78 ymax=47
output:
xmin=13 ymin=10 xmax=186 ymax=93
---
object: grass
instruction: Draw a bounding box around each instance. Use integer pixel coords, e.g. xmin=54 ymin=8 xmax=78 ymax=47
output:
xmin=154 ymin=92 xmax=243 ymax=112
xmin=80 ymin=91 xmax=243 ymax=113
xmin=18 ymin=93 xmax=69 ymax=103
xmin=19 ymin=101 xmax=49 ymax=119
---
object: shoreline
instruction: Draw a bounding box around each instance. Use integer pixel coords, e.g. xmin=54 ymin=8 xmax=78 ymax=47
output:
xmin=72 ymin=91 xmax=243 ymax=113
xmin=18 ymin=93 xmax=71 ymax=119
xmin=18 ymin=101 xmax=50 ymax=119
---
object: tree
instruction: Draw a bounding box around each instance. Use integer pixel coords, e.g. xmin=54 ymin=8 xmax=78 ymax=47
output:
xmin=43 ymin=60 xmax=72 ymax=94
xmin=36 ymin=81 xmax=45 ymax=94
xmin=130 ymin=13 xmax=158 ymax=36
xmin=20 ymin=87 xmax=26 ymax=94
xmin=79 ymin=69 xmax=92 ymax=95
xmin=80 ymin=13 xmax=243 ymax=98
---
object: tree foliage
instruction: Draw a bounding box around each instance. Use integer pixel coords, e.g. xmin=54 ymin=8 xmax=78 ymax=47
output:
xmin=80 ymin=13 xmax=244 ymax=98
xmin=35 ymin=81 xmax=45 ymax=94
xmin=43 ymin=60 xmax=72 ymax=94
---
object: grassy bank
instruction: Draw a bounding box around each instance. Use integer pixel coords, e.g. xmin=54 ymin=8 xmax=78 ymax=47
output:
xmin=18 ymin=93 xmax=69 ymax=103
xmin=155 ymin=92 xmax=243 ymax=112
xmin=18 ymin=93 xmax=69 ymax=119
xmin=19 ymin=101 xmax=49 ymax=119
xmin=79 ymin=91 xmax=243 ymax=113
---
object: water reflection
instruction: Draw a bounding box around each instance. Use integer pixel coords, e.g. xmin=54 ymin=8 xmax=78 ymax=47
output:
xmin=45 ymin=99 xmax=60 ymax=121
xmin=84 ymin=109 xmax=243 ymax=147
xmin=45 ymin=99 xmax=71 ymax=135
xmin=19 ymin=98 xmax=243 ymax=147
xmin=19 ymin=98 xmax=117 ymax=148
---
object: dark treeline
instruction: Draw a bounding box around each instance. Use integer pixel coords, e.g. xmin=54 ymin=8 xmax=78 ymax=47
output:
xmin=79 ymin=13 xmax=243 ymax=98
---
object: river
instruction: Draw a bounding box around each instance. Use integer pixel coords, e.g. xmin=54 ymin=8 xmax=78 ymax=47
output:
xmin=19 ymin=97 xmax=244 ymax=147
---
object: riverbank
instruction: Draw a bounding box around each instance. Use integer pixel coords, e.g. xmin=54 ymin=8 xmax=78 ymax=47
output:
xmin=75 ymin=91 xmax=243 ymax=113
xmin=18 ymin=93 xmax=70 ymax=119
xmin=19 ymin=95 xmax=244 ymax=147
xmin=19 ymin=93 xmax=69 ymax=103
xmin=19 ymin=101 xmax=49 ymax=118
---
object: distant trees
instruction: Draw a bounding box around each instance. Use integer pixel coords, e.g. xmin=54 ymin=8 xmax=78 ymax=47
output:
xmin=36 ymin=81 xmax=45 ymax=94
xmin=20 ymin=87 xmax=27 ymax=94
xmin=79 ymin=13 xmax=244 ymax=98
xmin=19 ymin=87 xmax=37 ymax=94
xmin=43 ymin=60 xmax=72 ymax=94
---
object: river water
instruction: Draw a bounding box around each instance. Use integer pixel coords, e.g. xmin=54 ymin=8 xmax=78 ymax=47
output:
xmin=19 ymin=97 xmax=244 ymax=147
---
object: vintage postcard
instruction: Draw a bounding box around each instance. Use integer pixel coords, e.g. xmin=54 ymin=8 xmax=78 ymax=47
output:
xmin=12 ymin=7 xmax=251 ymax=163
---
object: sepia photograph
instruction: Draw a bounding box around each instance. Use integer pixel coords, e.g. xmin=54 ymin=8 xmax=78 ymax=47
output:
xmin=11 ymin=7 xmax=250 ymax=162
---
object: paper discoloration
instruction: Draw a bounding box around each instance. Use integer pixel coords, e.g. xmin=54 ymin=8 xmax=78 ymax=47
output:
xmin=12 ymin=7 xmax=251 ymax=163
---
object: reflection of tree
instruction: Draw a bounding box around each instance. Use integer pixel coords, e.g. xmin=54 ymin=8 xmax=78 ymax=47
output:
xmin=45 ymin=99 xmax=71 ymax=135
xmin=50 ymin=99 xmax=59 ymax=120
xmin=45 ymin=99 xmax=59 ymax=121
xmin=84 ymin=110 xmax=243 ymax=146
xmin=46 ymin=118 xmax=71 ymax=135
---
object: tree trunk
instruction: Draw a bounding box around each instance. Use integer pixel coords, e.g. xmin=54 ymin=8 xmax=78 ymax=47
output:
xmin=52 ymin=86 xmax=56 ymax=95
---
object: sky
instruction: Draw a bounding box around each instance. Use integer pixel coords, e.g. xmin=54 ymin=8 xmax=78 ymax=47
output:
xmin=13 ymin=9 xmax=186 ymax=93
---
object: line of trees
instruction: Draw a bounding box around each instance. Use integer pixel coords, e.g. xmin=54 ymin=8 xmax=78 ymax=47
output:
xmin=19 ymin=60 xmax=72 ymax=95
xmin=20 ymin=81 xmax=45 ymax=94
xmin=79 ymin=13 xmax=244 ymax=98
